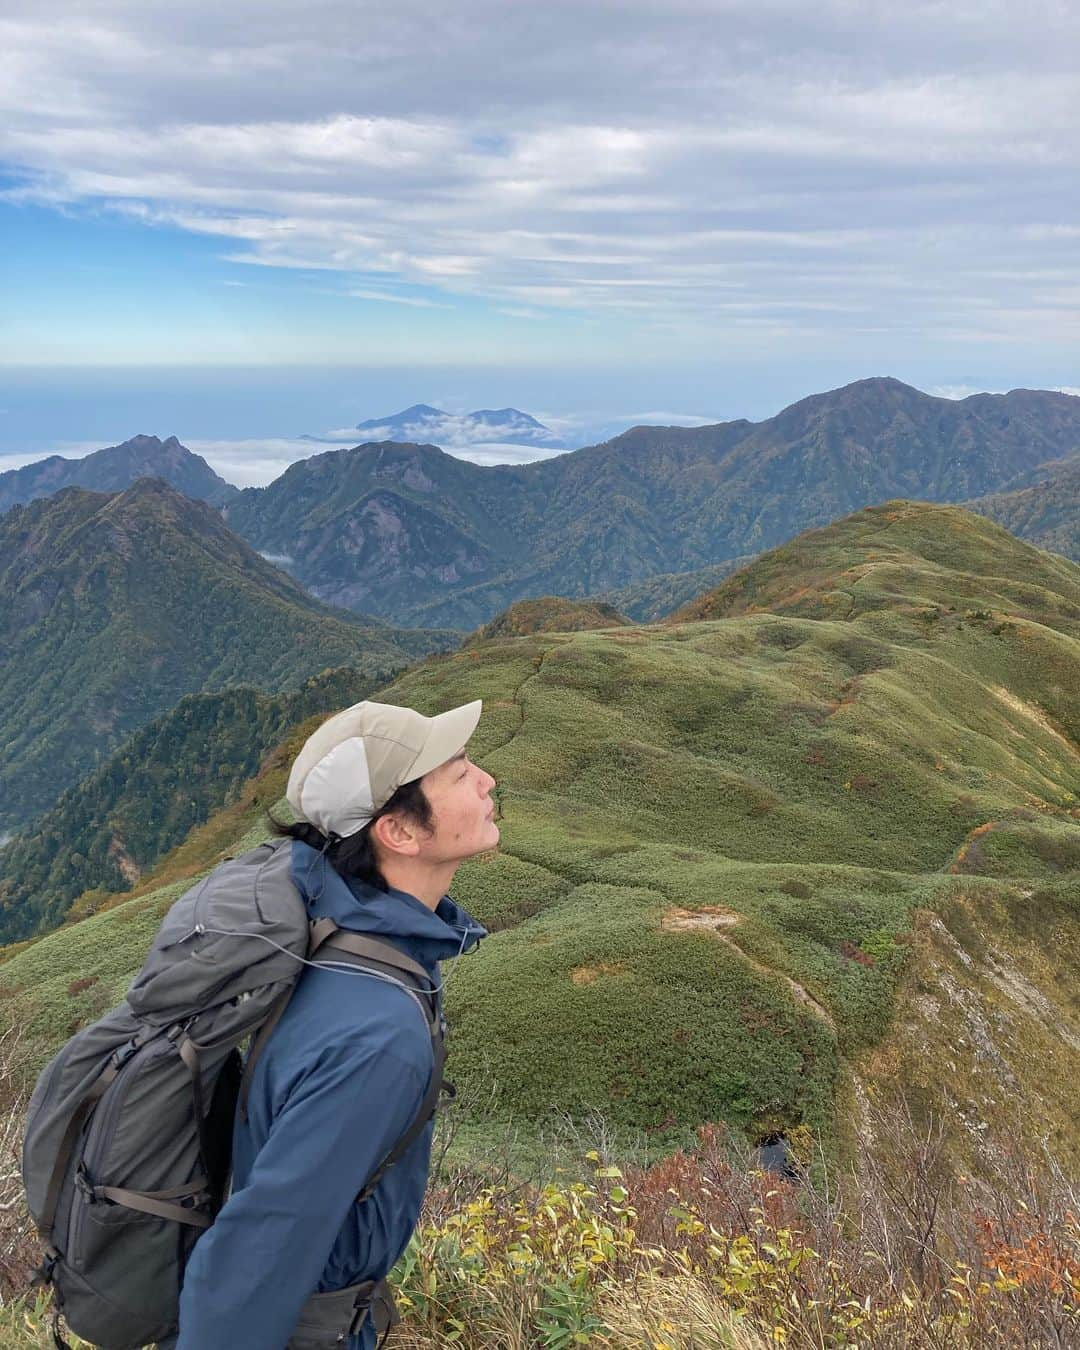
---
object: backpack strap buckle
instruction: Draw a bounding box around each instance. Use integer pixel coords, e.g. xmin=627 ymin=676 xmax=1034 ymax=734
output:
xmin=343 ymin=1279 xmax=378 ymax=1336
xmin=109 ymin=1040 xmax=139 ymax=1071
xmin=73 ymin=1162 xmax=95 ymax=1201
xmin=343 ymin=1278 xmax=399 ymax=1341
xmin=29 ymin=1245 xmax=60 ymax=1289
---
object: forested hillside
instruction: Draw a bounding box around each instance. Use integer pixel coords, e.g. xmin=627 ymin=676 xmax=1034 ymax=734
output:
xmin=0 ymin=667 xmax=393 ymax=944
xmin=0 ymin=478 xmax=455 ymax=831
xmin=966 ymin=456 xmax=1080 ymax=562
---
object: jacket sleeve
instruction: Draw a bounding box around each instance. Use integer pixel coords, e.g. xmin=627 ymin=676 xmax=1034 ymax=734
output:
xmin=175 ymin=1036 xmax=427 ymax=1350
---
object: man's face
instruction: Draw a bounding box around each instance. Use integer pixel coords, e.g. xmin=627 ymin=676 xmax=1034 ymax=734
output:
xmin=416 ymin=749 xmax=499 ymax=863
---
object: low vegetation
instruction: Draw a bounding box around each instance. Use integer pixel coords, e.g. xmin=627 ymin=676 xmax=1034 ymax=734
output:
xmin=464 ymin=597 xmax=631 ymax=644
xmin=1 ymin=1073 xmax=1075 ymax=1347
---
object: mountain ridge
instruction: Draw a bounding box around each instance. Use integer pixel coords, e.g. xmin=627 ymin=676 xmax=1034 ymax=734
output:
xmin=352 ymin=403 xmax=563 ymax=447
xmin=0 ymin=434 xmax=238 ymax=514
xmin=8 ymin=379 xmax=1080 ymax=629
xmin=0 ymin=478 xmax=456 ymax=831
xmin=965 ymin=454 xmax=1080 ymax=561
xmin=225 ymin=378 xmax=1080 ymax=626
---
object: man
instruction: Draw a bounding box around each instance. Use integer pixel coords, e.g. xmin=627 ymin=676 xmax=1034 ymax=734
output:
xmin=174 ymin=698 xmax=494 ymax=1349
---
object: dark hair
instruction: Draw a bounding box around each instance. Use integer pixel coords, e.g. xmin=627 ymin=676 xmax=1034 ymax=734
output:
xmin=267 ymin=777 xmax=435 ymax=893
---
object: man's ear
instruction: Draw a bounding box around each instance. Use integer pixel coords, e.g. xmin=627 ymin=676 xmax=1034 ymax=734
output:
xmin=370 ymin=810 xmax=422 ymax=859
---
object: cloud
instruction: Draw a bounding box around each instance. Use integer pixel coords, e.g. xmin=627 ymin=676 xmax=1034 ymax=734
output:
xmin=928 ymin=384 xmax=1005 ymax=400
xmin=347 ymin=289 xmax=452 ymax=308
xmin=1 ymin=2 xmax=1078 ymax=344
xmin=179 ymin=438 xmax=339 ymax=486
xmin=438 ymin=442 xmax=568 ymax=467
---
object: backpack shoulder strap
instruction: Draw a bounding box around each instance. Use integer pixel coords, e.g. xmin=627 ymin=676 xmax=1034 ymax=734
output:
xmin=237 ymin=922 xmax=446 ymax=1128
xmin=315 ymin=928 xmax=438 ymax=1021
xmin=310 ymin=925 xmax=450 ymax=1203
xmin=356 ymin=1016 xmax=447 ymax=1203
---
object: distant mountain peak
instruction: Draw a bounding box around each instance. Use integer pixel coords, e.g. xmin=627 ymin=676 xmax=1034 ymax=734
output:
xmin=0 ymin=434 xmax=239 ymax=513
xmin=338 ymin=404 xmax=565 ymax=449
xmin=383 ymin=403 xmax=445 ymax=419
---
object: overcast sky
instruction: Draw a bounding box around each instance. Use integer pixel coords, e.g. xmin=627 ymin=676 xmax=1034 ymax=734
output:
xmin=1 ymin=0 xmax=1077 ymax=450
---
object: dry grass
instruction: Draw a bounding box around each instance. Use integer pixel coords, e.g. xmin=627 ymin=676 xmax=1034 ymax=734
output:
xmin=0 ymin=1030 xmax=36 ymax=1299
xmin=0 ymin=1080 xmax=1076 ymax=1348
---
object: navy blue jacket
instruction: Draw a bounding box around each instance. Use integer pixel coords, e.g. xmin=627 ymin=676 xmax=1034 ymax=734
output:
xmin=176 ymin=841 xmax=487 ymax=1349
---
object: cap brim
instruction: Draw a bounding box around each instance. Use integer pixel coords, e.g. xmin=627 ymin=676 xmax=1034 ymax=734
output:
xmin=404 ymin=699 xmax=483 ymax=782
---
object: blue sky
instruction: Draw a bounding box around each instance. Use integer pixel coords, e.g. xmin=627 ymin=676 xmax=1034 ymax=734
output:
xmin=1 ymin=0 xmax=1078 ymax=476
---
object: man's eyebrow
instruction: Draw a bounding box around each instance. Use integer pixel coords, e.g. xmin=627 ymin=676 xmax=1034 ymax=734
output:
xmin=447 ymin=749 xmax=468 ymax=763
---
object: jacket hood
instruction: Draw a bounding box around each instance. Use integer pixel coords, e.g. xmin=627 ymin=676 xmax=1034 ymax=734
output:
xmin=291 ymin=840 xmax=487 ymax=974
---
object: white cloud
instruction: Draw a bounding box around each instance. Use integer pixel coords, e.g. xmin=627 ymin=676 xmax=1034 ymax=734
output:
xmin=1 ymin=1 xmax=1079 ymax=343
xmin=181 ymin=438 xmax=338 ymax=486
xmin=347 ymin=289 xmax=452 ymax=308
xmin=928 ymin=384 xmax=1004 ymax=400
xmin=441 ymin=442 xmax=568 ymax=467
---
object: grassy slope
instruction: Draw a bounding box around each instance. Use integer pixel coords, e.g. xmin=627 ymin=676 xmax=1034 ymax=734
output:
xmin=462 ymin=596 xmax=630 ymax=645
xmin=2 ymin=501 xmax=1077 ymax=1178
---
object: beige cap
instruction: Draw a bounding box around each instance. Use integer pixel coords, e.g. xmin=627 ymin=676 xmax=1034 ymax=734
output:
xmin=286 ymin=698 xmax=482 ymax=839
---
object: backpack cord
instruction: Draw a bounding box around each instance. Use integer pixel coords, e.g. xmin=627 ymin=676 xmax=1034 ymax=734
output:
xmin=181 ymin=923 xmax=473 ymax=997
xmin=301 ymin=830 xmax=338 ymax=904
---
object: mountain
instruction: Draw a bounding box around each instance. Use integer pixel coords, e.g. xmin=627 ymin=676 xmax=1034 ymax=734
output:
xmin=351 ymin=404 xmax=564 ymax=448
xmin=463 ymin=596 xmax=630 ymax=645
xmin=670 ymin=497 xmax=1080 ymax=634
xmin=0 ymin=667 xmax=388 ymax=944
xmin=964 ymin=454 xmax=1080 ymax=562
xmin=222 ymin=439 xmax=530 ymax=619
xmin=4 ymin=502 xmax=1076 ymax=1185
xmin=600 ymin=557 xmax=755 ymax=622
xmin=0 ymin=434 xmax=239 ymax=514
xmin=225 ymin=379 xmax=1080 ymax=629
xmin=0 ymin=478 xmax=456 ymax=832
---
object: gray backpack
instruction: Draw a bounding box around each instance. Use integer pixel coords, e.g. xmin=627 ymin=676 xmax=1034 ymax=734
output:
xmin=22 ymin=839 xmax=448 ymax=1350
